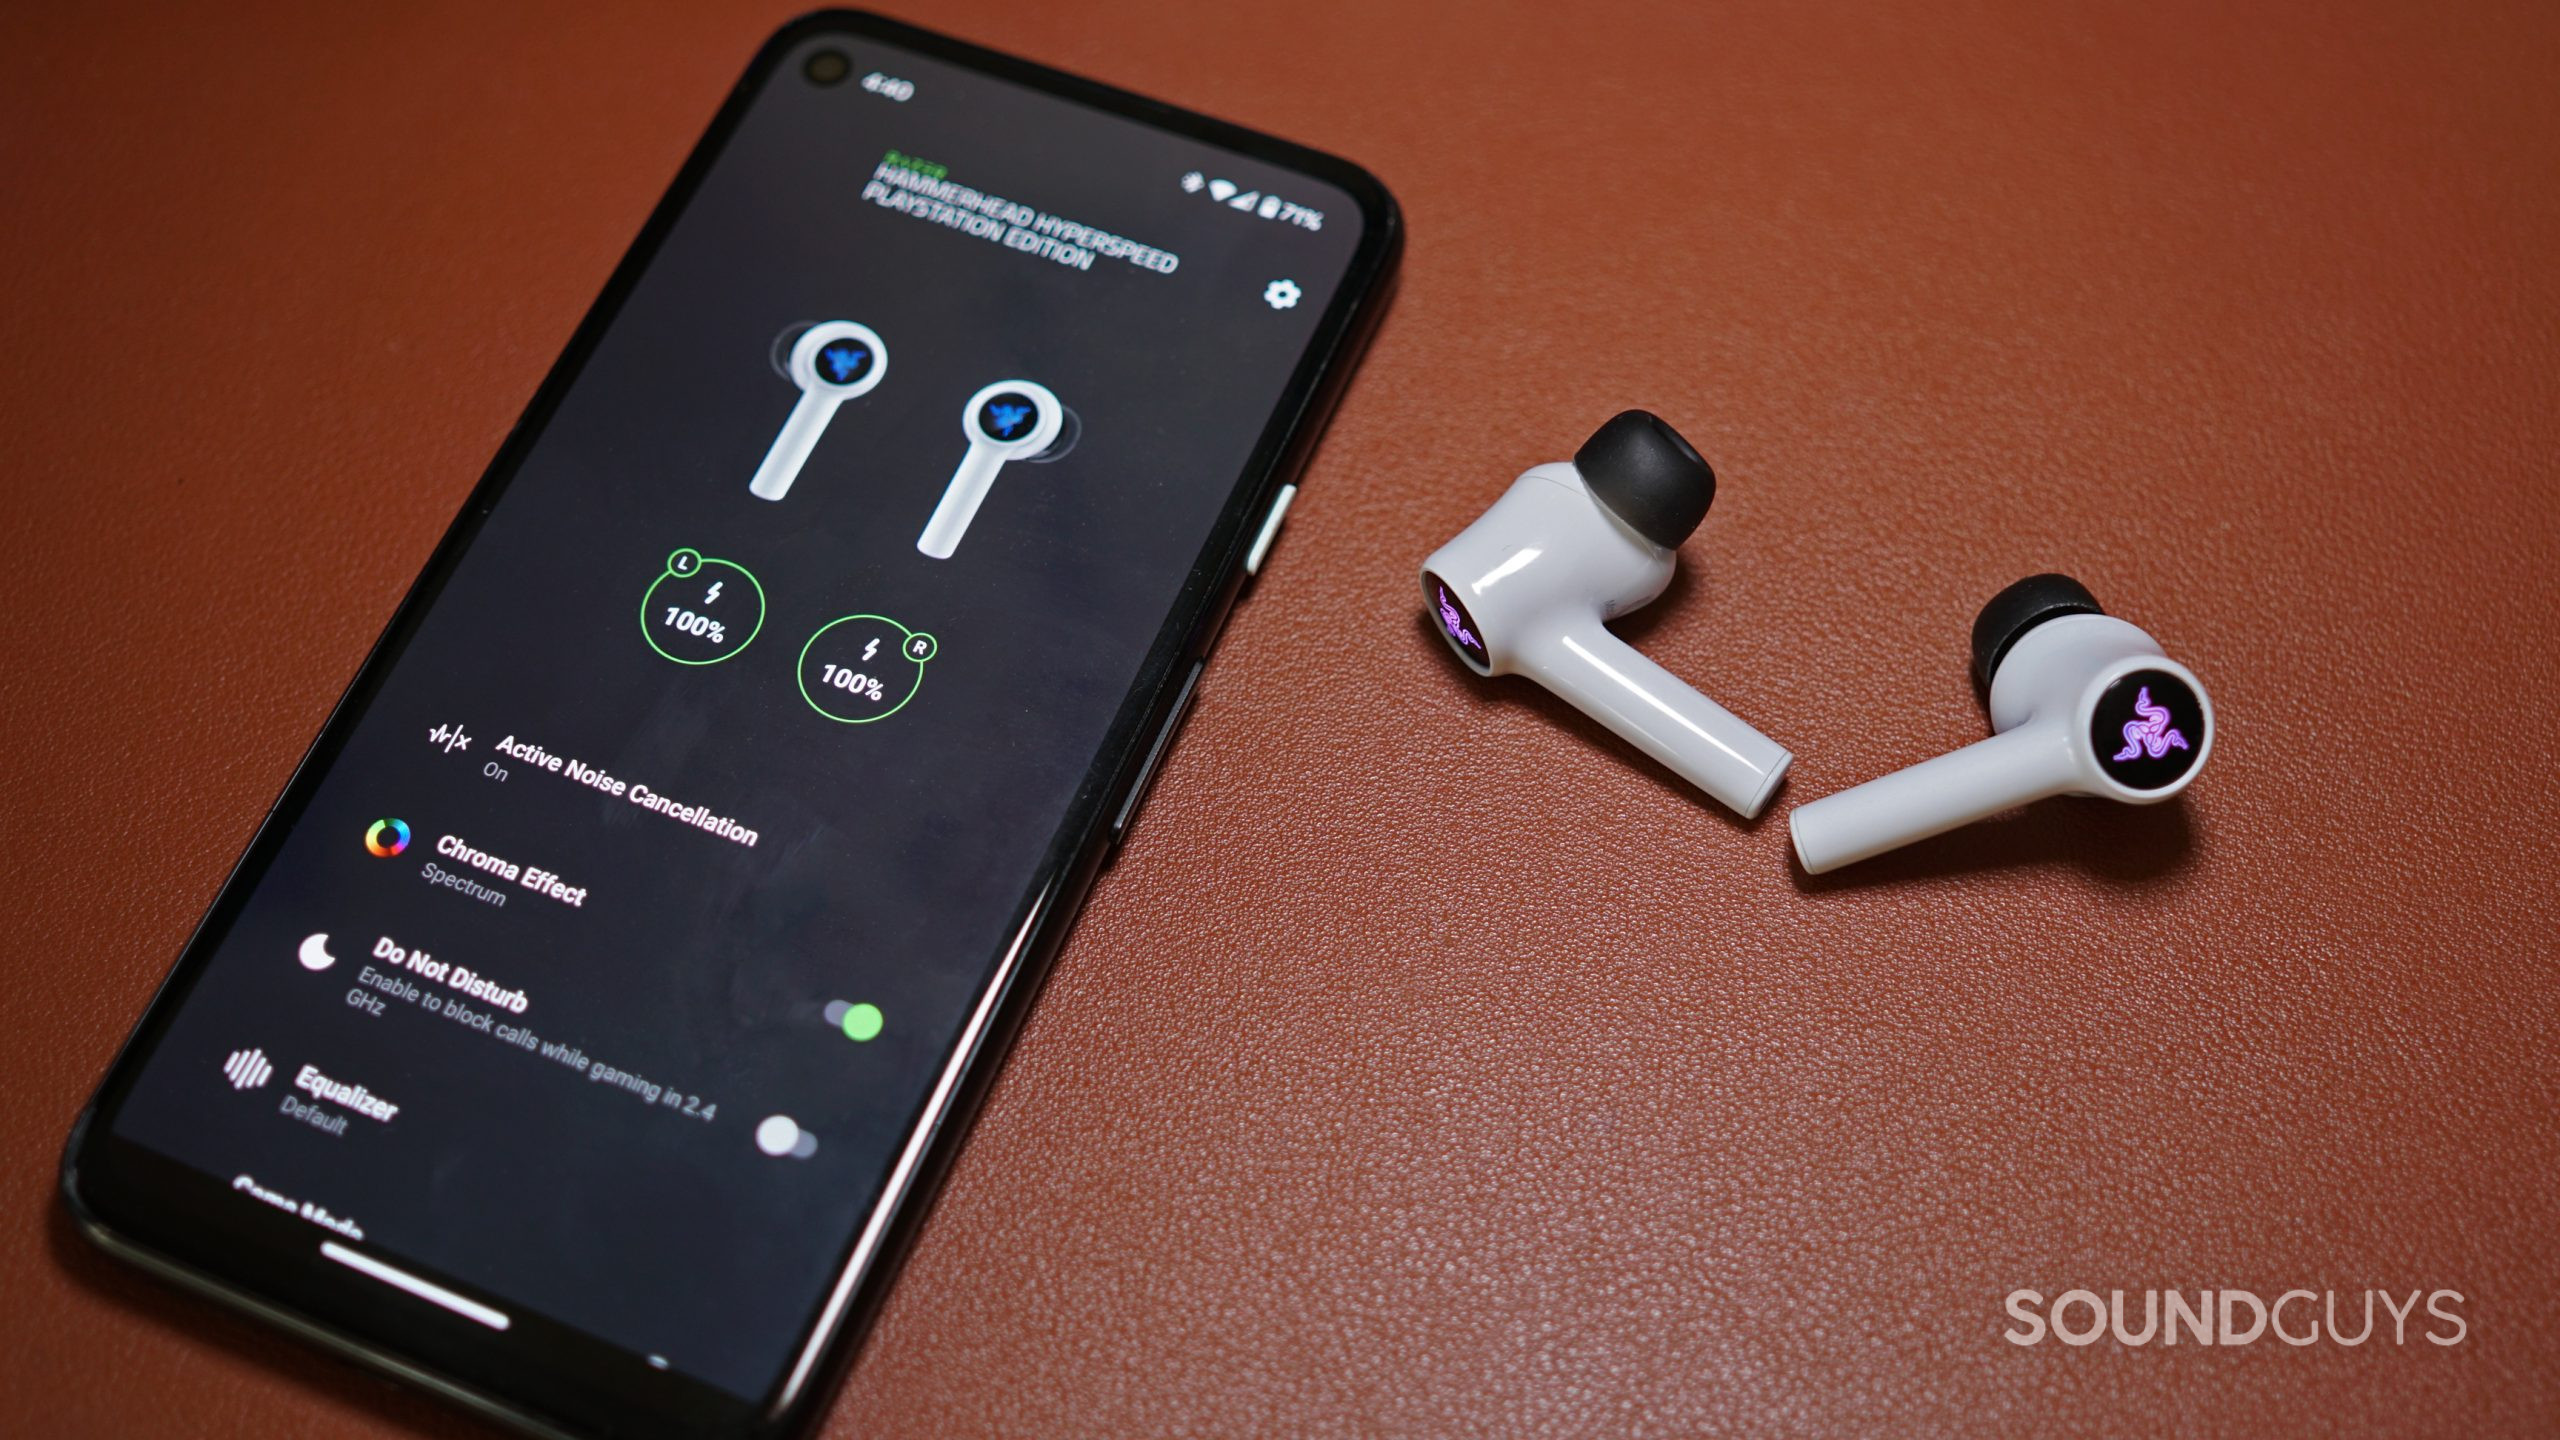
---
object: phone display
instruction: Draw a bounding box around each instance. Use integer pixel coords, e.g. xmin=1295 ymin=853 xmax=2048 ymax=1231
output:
xmin=64 ymin=14 xmax=1397 ymax=1438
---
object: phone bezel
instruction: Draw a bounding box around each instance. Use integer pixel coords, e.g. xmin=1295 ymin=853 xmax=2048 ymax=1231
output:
xmin=58 ymin=10 xmax=1401 ymax=1438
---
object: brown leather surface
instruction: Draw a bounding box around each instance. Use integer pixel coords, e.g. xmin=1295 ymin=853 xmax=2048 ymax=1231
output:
xmin=6 ymin=1 xmax=2558 ymax=1435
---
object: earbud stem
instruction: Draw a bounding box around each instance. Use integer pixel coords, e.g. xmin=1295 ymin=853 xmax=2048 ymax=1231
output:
xmin=1788 ymin=721 xmax=2081 ymax=874
xmin=919 ymin=446 xmax=1004 ymax=559
xmin=749 ymin=390 xmax=843 ymax=502
xmin=1518 ymin=620 xmax=1792 ymax=818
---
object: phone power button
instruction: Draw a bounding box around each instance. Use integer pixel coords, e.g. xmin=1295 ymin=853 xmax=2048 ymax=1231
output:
xmin=1111 ymin=659 xmax=1205 ymax=845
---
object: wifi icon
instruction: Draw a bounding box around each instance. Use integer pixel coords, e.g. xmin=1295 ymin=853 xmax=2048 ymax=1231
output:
xmin=1206 ymin=178 xmax=1237 ymax=202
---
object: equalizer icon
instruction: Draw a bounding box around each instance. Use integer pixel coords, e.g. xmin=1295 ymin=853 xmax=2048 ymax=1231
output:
xmin=223 ymin=1047 xmax=274 ymax=1091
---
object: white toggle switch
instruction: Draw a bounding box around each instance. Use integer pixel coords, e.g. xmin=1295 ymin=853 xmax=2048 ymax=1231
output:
xmin=755 ymin=1114 xmax=818 ymax=1159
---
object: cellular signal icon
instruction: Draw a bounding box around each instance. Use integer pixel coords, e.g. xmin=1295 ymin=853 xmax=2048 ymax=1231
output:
xmin=223 ymin=1047 xmax=274 ymax=1091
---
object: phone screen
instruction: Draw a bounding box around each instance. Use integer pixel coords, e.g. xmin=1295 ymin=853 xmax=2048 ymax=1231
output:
xmin=74 ymin=18 xmax=1382 ymax=1422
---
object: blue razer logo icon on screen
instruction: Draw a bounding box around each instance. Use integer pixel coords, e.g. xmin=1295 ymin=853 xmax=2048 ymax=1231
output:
xmin=987 ymin=402 xmax=1032 ymax=438
xmin=820 ymin=343 xmax=869 ymax=384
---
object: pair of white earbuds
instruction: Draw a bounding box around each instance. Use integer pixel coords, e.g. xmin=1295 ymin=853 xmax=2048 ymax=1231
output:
xmin=1422 ymin=412 xmax=2213 ymax=873
xmin=746 ymin=320 xmax=1072 ymax=559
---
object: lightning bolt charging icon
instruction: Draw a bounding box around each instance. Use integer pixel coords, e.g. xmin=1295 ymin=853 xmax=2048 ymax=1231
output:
xmin=862 ymin=639 xmax=879 ymax=661
xmin=704 ymin=581 xmax=723 ymax=604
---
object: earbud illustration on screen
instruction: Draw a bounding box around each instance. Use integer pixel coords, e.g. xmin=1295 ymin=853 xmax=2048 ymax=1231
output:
xmin=917 ymin=379 xmax=1070 ymax=558
xmin=1787 ymin=574 xmax=2215 ymax=874
xmin=1419 ymin=410 xmax=1793 ymax=819
xmin=748 ymin=321 xmax=888 ymax=501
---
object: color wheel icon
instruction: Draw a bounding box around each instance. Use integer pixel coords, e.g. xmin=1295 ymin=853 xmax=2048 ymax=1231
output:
xmin=365 ymin=818 xmax=411 ymax=857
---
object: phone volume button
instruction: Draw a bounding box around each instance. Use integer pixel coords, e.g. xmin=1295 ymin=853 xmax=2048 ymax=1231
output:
xmin=1111 ymin=660 xmax=1205 ymax=846
xmin=1243 ymin=483 xmax=1297 ymax=576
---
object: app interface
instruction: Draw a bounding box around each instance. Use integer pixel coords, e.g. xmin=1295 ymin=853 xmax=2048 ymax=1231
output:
xmin=105 ymin=32 xmax=1364 ymax=1400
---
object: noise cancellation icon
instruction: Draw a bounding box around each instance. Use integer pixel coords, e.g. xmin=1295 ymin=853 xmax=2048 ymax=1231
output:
xmin=224 ymin=1047 xmax=274 ymax=1091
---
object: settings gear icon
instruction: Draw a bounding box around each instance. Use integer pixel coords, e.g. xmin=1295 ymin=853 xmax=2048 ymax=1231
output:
xmin=1261 ymin=279 xmax=1302 ymax=310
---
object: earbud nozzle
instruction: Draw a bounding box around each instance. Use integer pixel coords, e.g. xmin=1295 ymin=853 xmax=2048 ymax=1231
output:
xmin=1575 ymin=411 xmax=1716 ymax=550
xmin=1971 ymin=573 xmax=2104 ymax=690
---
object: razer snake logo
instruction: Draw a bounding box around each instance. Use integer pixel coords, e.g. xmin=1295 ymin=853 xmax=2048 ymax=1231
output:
xmin=1436 ymin=586 xmax=1480 ymax=650
xmin=821 ymin=343 xmax=868 ymax=383
xmin=987 ymin=402 xmax=1032 ymax=438
xmin=2111 ymin=685 xmax=2190 ymax=762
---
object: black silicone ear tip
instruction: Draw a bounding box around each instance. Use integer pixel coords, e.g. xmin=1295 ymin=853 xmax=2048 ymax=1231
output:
xmin=1971 ymin=573 xmax=2105 ymax=690
xmin=1574 ymin=410 xmax=1716 ymax=549
xmin=1026 ymin=404 xmax=1080 ymax=464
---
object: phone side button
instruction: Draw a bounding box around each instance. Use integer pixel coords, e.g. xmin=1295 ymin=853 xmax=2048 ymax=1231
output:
xmin=1111 ymin=659 xmax=1205 ymax=846
xmin=1242 ymin=484 xmax=1298 ymax=576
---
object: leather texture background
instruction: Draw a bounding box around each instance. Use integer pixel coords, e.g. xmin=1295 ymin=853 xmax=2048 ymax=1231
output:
xmin=5 ymin=1 xmax=2557 ymax=1436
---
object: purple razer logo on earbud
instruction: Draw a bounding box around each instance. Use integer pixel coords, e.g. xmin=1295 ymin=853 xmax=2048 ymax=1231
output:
xmin=2112 ymin=686 xmax=2190 ymax=762
xmin=1437 ymin=586 xmax=1479 ymax=649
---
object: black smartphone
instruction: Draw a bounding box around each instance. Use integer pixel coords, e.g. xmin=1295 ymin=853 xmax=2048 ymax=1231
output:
xmin=60 ymin=12 xmax=1398 ymax=1438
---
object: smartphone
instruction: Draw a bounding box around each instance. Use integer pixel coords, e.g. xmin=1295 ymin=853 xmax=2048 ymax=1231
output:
xmin=59 ymin=12 xmax=1398 ymax=1437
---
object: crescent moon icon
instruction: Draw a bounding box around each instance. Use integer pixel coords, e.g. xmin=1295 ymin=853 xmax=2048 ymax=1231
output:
xmin=298 ymin=932 xmax=337 ymax=972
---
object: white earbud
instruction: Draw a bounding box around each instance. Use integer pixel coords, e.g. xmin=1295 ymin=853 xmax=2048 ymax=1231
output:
xmin=1789 ymin=574 xmax=2214 ymax=874
xmin=748 ymin=321 xmax=888 ymax=502
xmin=917 ymin=379 xmax=1066 ymax=559
xmin=1420 ymin=411 xmax=1793 ymax=818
